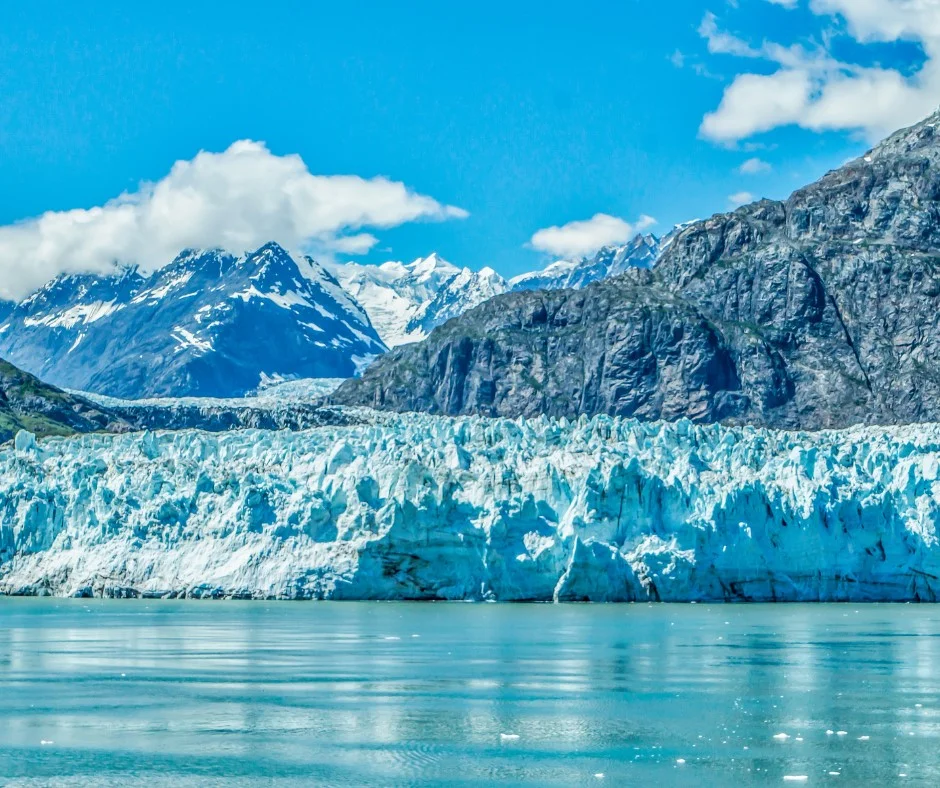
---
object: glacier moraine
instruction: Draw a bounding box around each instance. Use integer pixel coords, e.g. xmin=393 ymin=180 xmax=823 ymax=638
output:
xmin=2 ymin=411 xmax=940 ymax=601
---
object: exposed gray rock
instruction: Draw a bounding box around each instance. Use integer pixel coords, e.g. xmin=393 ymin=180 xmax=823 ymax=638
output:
xmin=0 ymin=359 xmax=129 ymax=444
xmin=336 ymin=109 xmax=940 ymax=430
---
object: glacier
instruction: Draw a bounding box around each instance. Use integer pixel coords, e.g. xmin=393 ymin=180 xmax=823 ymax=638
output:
xmin=3 ymin=411 xmax=940 ymax=601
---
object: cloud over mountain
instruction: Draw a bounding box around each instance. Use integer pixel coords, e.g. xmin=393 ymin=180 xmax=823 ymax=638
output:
xmin=529 ymin=213 xmax=656 ymax=258
xmin=0 ymin=140 xmax=468 ymax=300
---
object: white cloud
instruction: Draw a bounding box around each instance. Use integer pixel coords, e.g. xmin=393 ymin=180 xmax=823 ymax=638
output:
xmin=0 ymin=140 xmax=468 ymax=300
xmin=699 ymin=11 xmax=762 ymax=57
xmin=728 ymin=191 xmax=756 ymax=207
xmin=329 ymin=233 xmax=380 ymax=254
xmin=766 ymin=0 xmax=798 ymax=8
xmin=699 ymin=1 xmax=940 ymax=143
xmin=738 ymin=157 xmax=773 ymax=174
xmin=529 ymin=214 xmax=656 ymax=259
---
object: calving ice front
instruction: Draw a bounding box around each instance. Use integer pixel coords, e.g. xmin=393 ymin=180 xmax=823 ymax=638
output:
xmin=3 ymin=412 xmax=940 ymax=602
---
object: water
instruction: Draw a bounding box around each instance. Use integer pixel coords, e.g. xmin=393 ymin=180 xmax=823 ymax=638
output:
xmin=1 ymin=602 xmax=938 ymax=786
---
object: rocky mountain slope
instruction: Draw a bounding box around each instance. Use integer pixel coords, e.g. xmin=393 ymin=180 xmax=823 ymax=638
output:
xmin=0 ymin=359 xmax=126 ymax=443
xmin=0 ymin=243 xmax=386 ymax=399
xmin=4 ymin=413 xmax=940 ymax=601
xmin=336 ymin=109 xmax=940 ymax=431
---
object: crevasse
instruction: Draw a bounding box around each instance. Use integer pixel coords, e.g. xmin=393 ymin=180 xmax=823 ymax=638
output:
xmin=2 ymin=411 xmax=940 ymax=601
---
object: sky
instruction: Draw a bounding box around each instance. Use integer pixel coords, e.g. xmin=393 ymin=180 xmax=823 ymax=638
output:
xmin=1 ymin=0 xmax=938 ymax=298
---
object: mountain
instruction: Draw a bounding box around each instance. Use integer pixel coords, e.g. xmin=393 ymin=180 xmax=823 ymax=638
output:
xmin=335 ymin=108 xmax=940 ymax=431
xmin=331 ymin=253 xmax=508 ymax=346
xmin=0 ymin=242 xmax=386 ymax=399
xmin=333 ymin=241 xmax=663 ymax=347
xmin=509 ymin=234 xmax=660 ymax=292
xmin=0 ymin=358 xmax=126 ymax=443
xmin=404 ymin=266 xmax=508 ymax=338
xmin=330 ymin=253 xmax=460 ymax=347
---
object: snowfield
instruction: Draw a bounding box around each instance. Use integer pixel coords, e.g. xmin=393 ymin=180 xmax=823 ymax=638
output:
xmin=3 ymin=412 xmax=940 ymax=601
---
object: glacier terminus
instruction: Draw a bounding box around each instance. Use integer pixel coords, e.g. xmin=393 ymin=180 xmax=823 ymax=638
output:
xmin=3 ymin=410 xmax=940 ymax=602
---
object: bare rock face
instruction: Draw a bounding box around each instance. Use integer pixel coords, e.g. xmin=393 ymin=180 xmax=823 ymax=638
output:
xmin=0 ymin=359 xmax=128 ymax=444
xmin=336 ymin=109 xmax=940 ymax=430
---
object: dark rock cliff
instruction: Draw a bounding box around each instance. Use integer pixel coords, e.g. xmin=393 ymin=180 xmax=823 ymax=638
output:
xmin=336 ymin=109 xmax=940 ymax=430
xmin=0 ymin=360 xmax=128 ymax=443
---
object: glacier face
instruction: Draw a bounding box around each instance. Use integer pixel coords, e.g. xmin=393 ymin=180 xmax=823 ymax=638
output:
xmin=70 ymin=378 xmax=353 ymax=433
xmin=2 ymin=412 xmax=940 ymax=602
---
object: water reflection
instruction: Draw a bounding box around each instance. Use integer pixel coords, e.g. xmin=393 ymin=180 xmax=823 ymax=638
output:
xmin=1 ymin=601 xmax=939 ymax=785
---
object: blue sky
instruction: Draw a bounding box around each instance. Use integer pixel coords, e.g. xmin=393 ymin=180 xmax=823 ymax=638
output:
xmin=0 ymin=0 xmax=936 ymax=293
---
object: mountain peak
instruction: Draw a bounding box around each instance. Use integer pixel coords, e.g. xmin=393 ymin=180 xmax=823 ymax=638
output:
xmin=251 ymin=240 xmax=292 ymax=258
xmin=407 ymin=252 xmax=458 ymax=278
xmin=0 ymin=242 xmax=385 ymax=399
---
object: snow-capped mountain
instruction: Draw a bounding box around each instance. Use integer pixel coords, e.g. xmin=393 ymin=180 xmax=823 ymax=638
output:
xmin=509 ymin=233 xmax=661 ymax=292
xmin=331 ymin=239 xmax=664 ymax=348
xmin=404 ymin=266 xmax=508 ymax=339
xmin=0 ymin=234 xmax=667 ymax=399
xmin=330 ymin=253 xmax=508 ymax=347
xmin=0 ymin=242 xmax=386 ymax=399
xmin=0 ymin=300 xmax=14 ymax=324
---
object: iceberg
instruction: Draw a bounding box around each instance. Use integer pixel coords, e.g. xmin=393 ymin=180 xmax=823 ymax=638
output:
xmin=2 ymin=411 xmax=940 ymax=601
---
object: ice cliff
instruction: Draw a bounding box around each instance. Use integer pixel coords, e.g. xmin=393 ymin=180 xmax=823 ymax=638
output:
xmin=3 ymin=412 xmax=940 ymax=602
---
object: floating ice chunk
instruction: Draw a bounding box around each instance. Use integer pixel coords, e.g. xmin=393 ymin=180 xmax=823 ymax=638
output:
xmin=857 ymin=735 xmax=870 ymax=741
xmin=836 ymin=731 xmax=848 ymax=736
xmin=593 ymin=774 xmax=605 ymax=780
xmin=40 ymin=740 xmax=54 ymax=746
xmin=826 ymin=730 xmax=835 ymax=735
xmin=773 ymin=733 xmax=790 ymax=740
xmin=500 ymin=733 xmax=520 ymax=742
xmin=828 ymin=772 xmax=840 ymax=776
xmin=676 ymin=758 xmax=686 ymax=765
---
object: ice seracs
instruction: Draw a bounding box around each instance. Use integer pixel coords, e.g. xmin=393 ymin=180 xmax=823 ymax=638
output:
xmin=7 ymin=412 xmax=940 ymax=601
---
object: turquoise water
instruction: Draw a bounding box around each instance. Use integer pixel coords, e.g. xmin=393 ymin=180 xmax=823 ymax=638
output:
xmin=1 ymin=602 xmax=939 ymax=786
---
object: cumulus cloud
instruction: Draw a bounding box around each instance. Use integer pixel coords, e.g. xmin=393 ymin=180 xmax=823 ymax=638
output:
xmin=738 ymin=157 xmax=773 ymax=174
xmin=0 ymin=140 xmax=468 ymax=300
xmin=699 ymin=1 xmax=940 ymax=144
xmin=728 ymin=191 xmax=756 ymax=207
xmin=529 ymin=213 xmax=657 ymax=259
